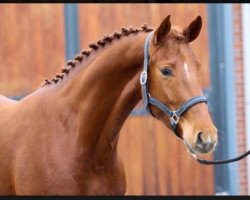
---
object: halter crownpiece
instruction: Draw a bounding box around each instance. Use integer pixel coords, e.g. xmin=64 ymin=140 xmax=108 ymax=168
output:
xmin=141 ymin=32 xmax=250 ymax=165
xmin=140 ymin=32 xmax=207 ymax=138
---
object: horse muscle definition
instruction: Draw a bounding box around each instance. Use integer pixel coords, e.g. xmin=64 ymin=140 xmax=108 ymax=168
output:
xmin=0 ymin=16 xmax=217 ymax=195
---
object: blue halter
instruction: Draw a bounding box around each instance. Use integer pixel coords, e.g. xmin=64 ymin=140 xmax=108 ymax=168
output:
xmin=140 ymin=32 xmax=207 ymax=138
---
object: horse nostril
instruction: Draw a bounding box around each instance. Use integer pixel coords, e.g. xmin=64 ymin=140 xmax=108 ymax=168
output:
xmin=195 ymin=131 xmax=215 ymax=153
xmin=197 ymin=131 xmax=203 ymax=144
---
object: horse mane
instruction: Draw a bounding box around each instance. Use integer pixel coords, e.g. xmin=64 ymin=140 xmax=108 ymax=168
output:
xmin=41 ymin=24 xmax=154 ymax=87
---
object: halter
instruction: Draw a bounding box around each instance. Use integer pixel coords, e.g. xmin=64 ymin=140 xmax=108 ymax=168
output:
xmin=140 ymin=32 xmax=207 ymax=138
xmin=140 ymin=32 xmax=250 ymax=165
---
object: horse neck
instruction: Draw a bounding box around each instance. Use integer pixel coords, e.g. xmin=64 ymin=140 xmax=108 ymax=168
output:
xmin=55 ymin=32 xmax=148 ymax=165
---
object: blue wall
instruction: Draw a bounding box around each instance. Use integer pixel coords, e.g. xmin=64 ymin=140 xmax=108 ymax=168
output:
xmin=64 ymin=4 xmax=79 ymax=60
xmin=207 ymin=4 xmax=239 ymax=195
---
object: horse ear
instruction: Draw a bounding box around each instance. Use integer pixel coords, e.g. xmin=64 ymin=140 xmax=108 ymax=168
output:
xmin=183 ymin=16 xmax=202 ymax=43
xmin=153 ymin=15 xmax=171 ymax=45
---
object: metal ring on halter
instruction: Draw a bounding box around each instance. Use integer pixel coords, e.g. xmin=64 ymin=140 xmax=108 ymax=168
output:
xmin=140 ymin=71 xmax=147 ymax=85
xmin=170 ymin=111 xmax=180 ymax=126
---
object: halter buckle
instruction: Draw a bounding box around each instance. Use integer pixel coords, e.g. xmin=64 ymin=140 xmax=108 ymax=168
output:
xmin=140 ymin=71 xmax=148 ymax=85
xmin=170 ymin=111 xmax=180 ymax=125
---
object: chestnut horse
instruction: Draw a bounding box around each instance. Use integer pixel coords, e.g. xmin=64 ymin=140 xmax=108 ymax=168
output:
xmin=0 ymin=15 xmax=218 ymax=195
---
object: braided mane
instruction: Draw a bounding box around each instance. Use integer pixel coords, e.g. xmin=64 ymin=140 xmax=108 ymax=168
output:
xmin=41 ymin=24 xmax=154 ymax=87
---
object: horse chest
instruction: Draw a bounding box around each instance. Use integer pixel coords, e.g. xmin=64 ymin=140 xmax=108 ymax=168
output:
xmin=75 ymin=161 xmax=127 ymax=195
xmin=84 ymin=172 xmax=126 ymax=195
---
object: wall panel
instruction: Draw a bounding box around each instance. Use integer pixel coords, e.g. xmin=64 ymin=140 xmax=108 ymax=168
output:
xmin=0 ymin=4 xmax=65 ymax=96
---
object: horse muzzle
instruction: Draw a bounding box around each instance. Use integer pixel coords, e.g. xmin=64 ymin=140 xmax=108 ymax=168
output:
xmin=184 ymin=129 xmax=218 ymax=155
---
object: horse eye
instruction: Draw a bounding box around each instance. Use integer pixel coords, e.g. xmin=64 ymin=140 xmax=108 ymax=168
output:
xmin=160 ymin=68 xmax=172 ymax=76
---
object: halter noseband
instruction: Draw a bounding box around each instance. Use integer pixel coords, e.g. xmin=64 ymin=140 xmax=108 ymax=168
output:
xmin=140 ymin=32 xmax=207 ymax=138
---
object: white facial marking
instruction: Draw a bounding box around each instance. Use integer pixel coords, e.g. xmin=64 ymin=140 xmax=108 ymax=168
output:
xmin=184 ymin=62 xmax=190 ymax=79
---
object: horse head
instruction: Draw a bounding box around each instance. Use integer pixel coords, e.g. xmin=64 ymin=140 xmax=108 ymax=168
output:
xmin=146 ymin=15 xmax=218 ymax=155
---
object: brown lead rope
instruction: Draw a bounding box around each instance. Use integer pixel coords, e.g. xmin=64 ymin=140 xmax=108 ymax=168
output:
xmin=190 ymin=150 xmax=250 ymax=165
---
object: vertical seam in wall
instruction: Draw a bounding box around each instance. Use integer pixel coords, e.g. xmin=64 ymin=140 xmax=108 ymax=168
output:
xmin=64 ymin=4 xmax=80 ymax=60
xmin=233 ymin=4 xmax=248 ymax=195
xmin=242 ymin=3 xmax=250 ymax=195
xmin=223 ymin=4 xmax=239 ymax=195
xmin=207 ymin=4 xmax=239 ymax=195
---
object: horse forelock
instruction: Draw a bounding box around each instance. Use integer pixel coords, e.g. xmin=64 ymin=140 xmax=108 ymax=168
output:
xmin=168 ymin=26 xmax=186 ymax=42
xmin=41 ymin=24 xmax=154 ymax=87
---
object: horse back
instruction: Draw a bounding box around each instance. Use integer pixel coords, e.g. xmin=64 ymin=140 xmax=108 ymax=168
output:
xmin=0 ymin=94 xmax=17 ymax=106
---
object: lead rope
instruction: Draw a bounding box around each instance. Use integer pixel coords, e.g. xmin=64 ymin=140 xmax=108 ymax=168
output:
xmin=190 ymin=150 xmax=250 ymax=165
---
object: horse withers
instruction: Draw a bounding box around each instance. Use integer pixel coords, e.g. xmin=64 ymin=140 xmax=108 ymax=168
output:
xmin=0 ymin=15 xmax=217 ymax=195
